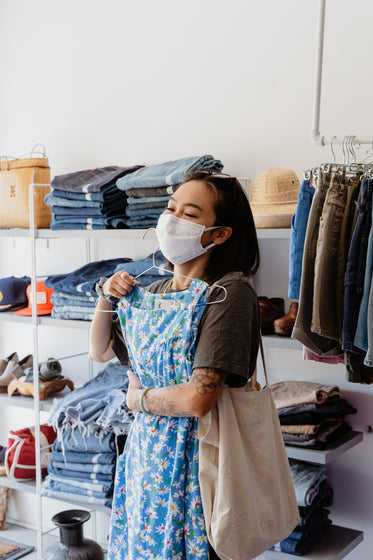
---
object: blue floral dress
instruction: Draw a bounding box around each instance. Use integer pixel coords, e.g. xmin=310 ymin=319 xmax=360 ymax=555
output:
xmin=108 ymin=279 xmax=210 ymax=560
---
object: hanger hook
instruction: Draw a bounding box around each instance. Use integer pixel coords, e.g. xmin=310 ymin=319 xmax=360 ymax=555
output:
xmin=330 ymin=136 xmax=337 ymax=164
xmin=342 ymin=136 xmax=347 ymax=165
xmin=351 ymin=135 xmax=356 ymax=163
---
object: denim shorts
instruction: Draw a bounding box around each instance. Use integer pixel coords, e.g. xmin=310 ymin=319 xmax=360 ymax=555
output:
xmin=288 ymin=178 xmax=315 ymax=300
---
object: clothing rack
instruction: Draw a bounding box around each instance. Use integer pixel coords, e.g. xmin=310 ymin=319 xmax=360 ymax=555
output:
xmin=311 ymin=0 xmax=373 ymax=148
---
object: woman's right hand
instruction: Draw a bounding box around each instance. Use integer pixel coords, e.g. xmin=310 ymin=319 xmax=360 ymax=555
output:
xmin=102 ymin=271 xmax=141 ymax=300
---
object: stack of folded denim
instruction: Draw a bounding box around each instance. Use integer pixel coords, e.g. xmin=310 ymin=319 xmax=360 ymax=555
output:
xmin=116 ymin=155 xmax=224 ymax=228
xmin=45 ymin=257 xmax=131 ymax=320
xmin=42 ymin=362 xmax=132 ymax=508
xmin=270 ymin=459 xmax=333 ymax=555
xmin=113 ymin=250 xmax=172 ymax=287
xmin=271 ymin=380 xmax=357 ymax=449
xmin=45 ymin=165 xmax=143 ymax=230
xmin=41 ymin=427 xmax=120 ymax=508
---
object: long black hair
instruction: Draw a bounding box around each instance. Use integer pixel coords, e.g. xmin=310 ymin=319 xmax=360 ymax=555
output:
xmin=181 ymin=169 xmax=260 ymax=283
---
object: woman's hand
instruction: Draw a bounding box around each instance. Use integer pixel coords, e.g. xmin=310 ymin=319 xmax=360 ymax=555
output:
xmin=102 ymin=271 xmax=141 ymax=300
xmin=126 ymin=370 xmax=143 ymax=412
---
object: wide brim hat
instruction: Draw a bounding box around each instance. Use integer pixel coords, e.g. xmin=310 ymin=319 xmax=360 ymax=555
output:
xmin=250 ymin=168 xmax=300 ymax=228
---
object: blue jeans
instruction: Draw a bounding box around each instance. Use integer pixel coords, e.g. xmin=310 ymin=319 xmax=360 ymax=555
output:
xmin=51 ymin=165 xmax=143 ymax=193
xmin=127 ymin=195 xmax=170 ymax=205
xmin=53 ymin=426 xmax=117 ymax=453
xmin=51 ymin=308 xmax=95 ymax=320
xmin=342 ymin=178 xmax=373 ymax=352
xmin=125 ymin=218 xmax=158 ymax=228
xmin=288 ymin=179 xmax=315 ymax=300
xmin=51 ymin=461 xmax=116 ymax=475
xmin=354 ymin=203 xmax=373 ymax=352
xmin=45 ymin=258 xmax=131 ymax=296
xmin=288 ymin=459 xmax=330 ymax=507
xmin=51 ymin=293 xmax=96 ymax=306
xmin=46 ymin=192 xmax=125 ymax=208
xmin=47 ymin=472 xmax=113 ymax=493
xmin=126 ymin=206 xmax=165 ymax=218
xmin=95 ymin=388 xmax=134 ymax=435
xmin=48 ymin=464 xmax=114 ymax=482
xmin=45 ymin=193 xmax=103 ymax=208
xmin=116 ymin=155 xmax=223 ymax=191
xmin=50 ymin=450 xmax=116 ymax=464
xmin=45 ymin=476 xmax=112 ymax=499
xmin=51 ymin=184 xmax=125 ymax=201
xmin=41 ymin=477 xmax=110 ymax=506
xmin=50 ymin=220 xmax=107 ymax=230
xmin=48 ymin=362 xmax=130 ymax=431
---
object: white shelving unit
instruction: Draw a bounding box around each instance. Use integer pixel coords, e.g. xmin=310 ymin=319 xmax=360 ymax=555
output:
xmin=0 ymin=225 xmax=364 ymax=560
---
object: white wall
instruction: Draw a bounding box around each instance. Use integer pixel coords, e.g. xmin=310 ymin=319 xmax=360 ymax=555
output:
xmin=1 ymin=0 xmax=373 ymax=557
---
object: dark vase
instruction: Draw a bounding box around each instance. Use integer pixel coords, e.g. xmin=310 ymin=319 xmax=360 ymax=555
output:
xmin=45 ymin=509 xmax=105 ymax=560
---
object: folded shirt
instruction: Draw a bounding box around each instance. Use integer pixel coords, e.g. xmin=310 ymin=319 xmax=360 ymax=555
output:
xmin=271 ymin=380 xmax=340 ymax=409
xmin=283 ymin=421 xmax=351 ymax=449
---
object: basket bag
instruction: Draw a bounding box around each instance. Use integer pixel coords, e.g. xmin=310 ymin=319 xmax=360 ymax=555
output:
xmin=0 ymin=144 xmax=51 ymax=228
xmin=198 ymin=338 xmax=300 ymax=560
xmin=4 ymin=424 xmax=57 ymax=480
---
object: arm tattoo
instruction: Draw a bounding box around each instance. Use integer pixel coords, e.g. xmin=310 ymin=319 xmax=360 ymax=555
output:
xmin=145 ymin=393 xmax=195 ymax=417
xmin=190 ymin=367 xmax=227 ymax=395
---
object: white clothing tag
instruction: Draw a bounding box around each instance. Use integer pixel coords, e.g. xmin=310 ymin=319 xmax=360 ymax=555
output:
xmin=154 ymin=299 xmax=177 ymax=311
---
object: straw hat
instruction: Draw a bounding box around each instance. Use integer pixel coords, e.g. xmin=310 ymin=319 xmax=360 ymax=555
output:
xmin=250 ymin=168 xmax=300 ymax=228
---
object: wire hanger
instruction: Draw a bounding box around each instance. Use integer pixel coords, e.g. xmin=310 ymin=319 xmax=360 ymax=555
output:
xmin=134 ymin=247 xmax=228 ymax=306
xmin=95 ymin=243 xmax=228 ymax=313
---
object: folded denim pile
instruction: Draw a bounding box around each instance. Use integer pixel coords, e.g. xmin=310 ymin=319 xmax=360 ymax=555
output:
xmin=42 ymin=362 xmax=131 ymax=508
xmin=45 ymin=258 xmax=131 ymax=320
xmin=45 ymin=165 xmax=143 ymax=230
xmin=41 ymin=427 xmax=121 ymax=508
xmin=115 ymin=155 xmax=223 ymax=229
xmin=271 ymin=380 xmax=357 ymax=449
xmin=271 ymin=459 xmax=333 ymax=555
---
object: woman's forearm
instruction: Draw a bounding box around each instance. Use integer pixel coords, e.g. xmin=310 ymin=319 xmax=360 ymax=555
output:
xmin=129 ymin=367 xmax=226 ymax=418
xmin=89 ymin=299 xmax=116 ymax=362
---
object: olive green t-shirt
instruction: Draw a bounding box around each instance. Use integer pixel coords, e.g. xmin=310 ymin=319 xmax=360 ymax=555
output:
xmin=111 ymin=271 xmax=260 ymax=387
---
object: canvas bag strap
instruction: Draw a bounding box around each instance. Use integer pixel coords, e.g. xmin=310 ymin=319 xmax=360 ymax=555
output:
xmin=259 ymin=334 xmax=270 ymax=387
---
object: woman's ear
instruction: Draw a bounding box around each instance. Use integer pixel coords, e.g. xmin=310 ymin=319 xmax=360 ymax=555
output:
xmin=212 ymin=226 xmax=233 ymax=245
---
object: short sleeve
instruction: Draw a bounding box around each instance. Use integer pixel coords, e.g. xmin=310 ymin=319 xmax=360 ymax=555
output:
xmin=192 ymin=272 xmax=260 ymax=387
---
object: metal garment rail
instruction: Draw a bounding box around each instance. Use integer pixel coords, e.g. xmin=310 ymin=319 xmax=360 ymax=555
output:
xmin=311 ymin=0 xmax=373 ymax=147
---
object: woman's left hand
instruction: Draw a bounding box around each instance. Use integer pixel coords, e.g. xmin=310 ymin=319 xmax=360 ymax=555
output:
xmin=126 ymin=370 xmax=142 ymax=411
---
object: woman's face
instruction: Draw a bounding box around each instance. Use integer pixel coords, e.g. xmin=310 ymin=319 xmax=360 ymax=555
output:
xmin=163 ymin=180 xmax=217 ymax=228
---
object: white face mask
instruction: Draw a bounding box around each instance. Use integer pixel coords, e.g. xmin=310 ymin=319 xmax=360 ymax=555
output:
xmin=156 ymin=213 xmax=222 ymax=265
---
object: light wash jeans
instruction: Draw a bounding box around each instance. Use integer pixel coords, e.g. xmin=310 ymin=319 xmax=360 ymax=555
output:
xmin=41 ymin=477 xmax=110 ymax=506
xmin=288 ymin=179 xmax=315 ymax=299
xmin=116 ymin=155 xmax=223 ymax=191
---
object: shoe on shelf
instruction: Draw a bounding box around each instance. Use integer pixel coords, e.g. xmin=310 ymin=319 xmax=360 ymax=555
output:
xmin=23 ymin=358 xmax=63 ymax=383
xmin=0 ymin=352 xmax=18 ymax=375
xmin=0 ymin=354 xmax=33 ymax=393
xmin=258 ymin=297 xmax=285 ymax=335
xmin=274 ymin=301 xmax=299 ymax=337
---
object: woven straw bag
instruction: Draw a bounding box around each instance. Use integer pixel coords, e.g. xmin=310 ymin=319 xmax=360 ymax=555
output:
xmin=0 ymin=144 xmax=51 ymax=228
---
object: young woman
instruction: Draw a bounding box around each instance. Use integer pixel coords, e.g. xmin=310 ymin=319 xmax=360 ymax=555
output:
xmin=89 ymin=170 xmax=260 ymax=560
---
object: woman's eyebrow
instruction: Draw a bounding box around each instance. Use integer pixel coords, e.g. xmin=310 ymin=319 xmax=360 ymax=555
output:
xmin=169 ymin=196 xmax=202 ymax=211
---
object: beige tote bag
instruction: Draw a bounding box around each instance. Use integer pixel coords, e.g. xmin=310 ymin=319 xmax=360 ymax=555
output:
xmin=198 ymin=339 xmax=299 ymax=560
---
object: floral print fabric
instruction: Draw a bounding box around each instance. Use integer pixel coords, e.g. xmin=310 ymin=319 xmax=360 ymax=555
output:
xmin=108 ymin=279 xmax=210 ymax=560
